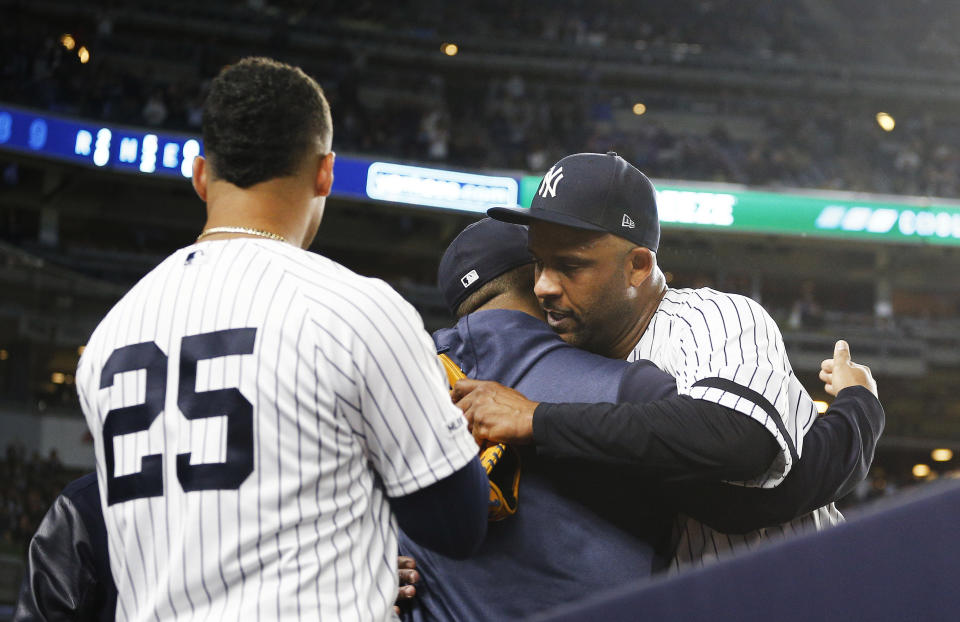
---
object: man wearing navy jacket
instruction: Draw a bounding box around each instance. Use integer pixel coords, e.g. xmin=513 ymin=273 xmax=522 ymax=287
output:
xmin=399 ymin=218 xmax=883 ymax=621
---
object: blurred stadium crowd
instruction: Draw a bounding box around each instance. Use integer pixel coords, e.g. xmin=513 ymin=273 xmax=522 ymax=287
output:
xmin=0 ymin=445 xmax=76 ymax=557
xmin=5 ymin=0 xmax=960 ymax=197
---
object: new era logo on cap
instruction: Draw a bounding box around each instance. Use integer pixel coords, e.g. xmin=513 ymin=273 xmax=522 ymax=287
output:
xmin=622 ymin=214 xmax=635 ymax=228
xmin=461 ymin=269 xmax=480 ymax=288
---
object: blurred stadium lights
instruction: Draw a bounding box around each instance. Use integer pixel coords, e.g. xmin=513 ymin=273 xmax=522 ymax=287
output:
xmin=60 ymin=33 xmax=75 ymax=51
xmin=912 ymin=463 xmax=931 ymax=478
xmin=77 ymin=345 xmax=85 ymax=356
xmin=0 ymin=349 xmax=8 ymax=360
xmin=442 ymin=42 xmax=458 ymax=56
xmin=813 ymin=400 xmax=829 ymax=414
xmin=876 ymin=112 xmax=895 ymax=132
xmin=50 ymin=372 xmax=65 ymax=384
xmin=78 ymin=46 xmax=90 ymax=64
xmin=931 ymin=448 xmax=954 ymax=462
xmin=632 ymin=102 xmax=647 ymax=116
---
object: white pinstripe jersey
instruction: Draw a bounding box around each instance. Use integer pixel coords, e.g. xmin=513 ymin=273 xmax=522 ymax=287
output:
xmin=76 ymin=239 xmax=478 ymax=622
xmin=627 ymin=288 xmax=842 ymax=569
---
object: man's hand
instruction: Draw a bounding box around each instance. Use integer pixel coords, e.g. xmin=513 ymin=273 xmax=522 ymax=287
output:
xmin=819 ymin=340 xmax=878 ymax=398
xmin=452 ymin=379 xmax=538 ymax=445
xmin=393 ymin=556 xmax=419 ymax=615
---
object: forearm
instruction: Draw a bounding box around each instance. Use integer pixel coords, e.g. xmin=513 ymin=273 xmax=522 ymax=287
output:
xmin=665 ymin=386 xmax=885 ymax=533
xmin=532 ymin=396 xmax=779 ymax=483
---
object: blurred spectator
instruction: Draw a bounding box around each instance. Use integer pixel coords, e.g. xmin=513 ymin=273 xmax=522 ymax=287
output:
xmin=0 ymin=443 xmax=77 ymax=556
xmin=790 ymin=280 xmax=825 ymax=329
xmin=142 ymin=90 xmax=167 ymax=126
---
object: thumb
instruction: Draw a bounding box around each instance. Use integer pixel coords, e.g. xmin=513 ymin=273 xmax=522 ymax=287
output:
xmin=834 ymin=340 xmax=850 ymax=365
xmin=452 ymin=378 xmax=481 ymax=400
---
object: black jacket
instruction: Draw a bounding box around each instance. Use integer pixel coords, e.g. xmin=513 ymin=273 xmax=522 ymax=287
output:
xmin=14 ymin=473 xmax=116 ymax=622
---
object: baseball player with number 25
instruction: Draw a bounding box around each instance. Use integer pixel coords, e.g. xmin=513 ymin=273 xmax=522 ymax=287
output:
xmin=75 ymin=57 xmax=487 ymax=622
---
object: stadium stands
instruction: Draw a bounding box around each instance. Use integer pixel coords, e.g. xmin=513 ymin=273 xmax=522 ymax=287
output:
xmin=5 ymin=0 xmax=960 ymax=196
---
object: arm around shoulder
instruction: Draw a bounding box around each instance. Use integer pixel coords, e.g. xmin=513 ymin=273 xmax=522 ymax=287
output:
xmin=662 ymin=385 xmax=884 ymax=534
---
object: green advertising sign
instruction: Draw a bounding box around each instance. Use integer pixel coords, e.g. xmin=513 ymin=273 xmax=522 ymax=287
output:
xmin=520 ymin=176 xmax=960 ymax=246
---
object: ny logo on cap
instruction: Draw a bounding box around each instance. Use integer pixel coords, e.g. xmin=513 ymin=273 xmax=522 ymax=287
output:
xmin=461 ymin=269 xmax=480 ymax=288
xmin=622 ymin=214 xmax=636 ymax=229
xmin=538 ymin=165 xmax=564 ymax=198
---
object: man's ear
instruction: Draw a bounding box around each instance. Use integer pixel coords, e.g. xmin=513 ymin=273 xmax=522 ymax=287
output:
xmin=627 ymin=247 xmax=655 ymax=287
xmin=315 ymin=151 xmax=335 ymax=197
xmin=191 ymin=156 xmax=208 ymax=202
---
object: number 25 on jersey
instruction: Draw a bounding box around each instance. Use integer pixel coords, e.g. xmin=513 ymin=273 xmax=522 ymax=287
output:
xmin=99 ymin=328 xmax=257 ymax=505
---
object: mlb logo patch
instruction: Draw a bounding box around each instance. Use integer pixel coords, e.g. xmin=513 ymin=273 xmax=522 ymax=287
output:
xmin=184 ymin=249 xmax=205 ymax=265
xmin=461 ymin=269 xmax=480 ymax=288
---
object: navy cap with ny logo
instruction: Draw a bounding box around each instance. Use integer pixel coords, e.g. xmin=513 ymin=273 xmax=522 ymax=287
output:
xmin=487 ymin=152 xmax=660 ymax=252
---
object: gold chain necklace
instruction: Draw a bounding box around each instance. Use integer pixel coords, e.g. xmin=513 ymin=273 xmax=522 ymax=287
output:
xmin=196 ymin=226 xmax=287 ymax=243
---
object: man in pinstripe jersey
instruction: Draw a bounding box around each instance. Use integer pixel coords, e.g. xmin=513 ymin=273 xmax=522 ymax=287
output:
xmin=472 ymin=152 xmax=878 ymax=568
xmin=397 ymin=218 xmax=880 ymax=620
xmin=74 ymin=57 xmax=488 ymax=622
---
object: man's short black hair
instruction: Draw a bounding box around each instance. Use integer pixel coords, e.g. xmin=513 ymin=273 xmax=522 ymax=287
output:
xmin=202 ymin=57 xmax=332 ymax=188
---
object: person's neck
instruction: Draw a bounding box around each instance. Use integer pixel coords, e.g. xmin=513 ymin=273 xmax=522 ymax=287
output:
xmin=474 ymin=292 xmax=544 ymax=321
xmin=606 ymin=269 xmax=668 ymax=360
xmin=199 ymin=180 xmax=312 ymax=248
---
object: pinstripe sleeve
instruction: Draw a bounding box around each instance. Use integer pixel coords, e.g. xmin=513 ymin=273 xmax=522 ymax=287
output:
xmin=674 ymin=292 xmax=799 ymax=487
xmin=344 ymin=279 xmax=478 ymax=498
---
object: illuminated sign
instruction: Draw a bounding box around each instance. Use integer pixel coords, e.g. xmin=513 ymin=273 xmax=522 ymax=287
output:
xmin=366 ymin=162 xmax=519 ymax=212
xmin=521 ymin=175 xmax=960 ymax=246
xmin=0 ymin=105 xmax=518 ymax=212
xmin=8 ymin=103 xmax=960 ymax=241
xmin=657 ymin=189 xmax=736 ymax=227
xmin=0 ymin=105 xmax=202 ymax=178
xmin=814 ymin=205 xmax=960 ymax=240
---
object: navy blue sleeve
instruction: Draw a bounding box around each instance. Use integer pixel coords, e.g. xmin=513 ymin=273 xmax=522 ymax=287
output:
xmin=388 ymin=457 xmax=488 ymax=559
xmin=617 ymin=361 xmax=680 ymax=403
xmin=663 ymin=386 xmax=885 ymax=533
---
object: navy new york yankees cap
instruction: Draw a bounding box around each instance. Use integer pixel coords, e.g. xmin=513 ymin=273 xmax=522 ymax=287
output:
xmin=487 ymin=152 xmax=660 ymax=252
xmin=437 ymin=218 xmax=534 ymax=315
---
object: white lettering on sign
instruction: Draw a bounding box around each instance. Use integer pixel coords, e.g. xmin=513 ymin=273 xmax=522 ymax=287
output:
xmin=366 ymin=162 xmax=519 ymax=213
xmin=181 ymin=140 xmax=201 ymax=178
xmin=93 ymin=128 xmax=112 ymax=167
xmin=119 ymin=137 xmax=138 ymax=163
xmin=817 ymin=206 xmax=960 ymax=240
xmin=656 ymin=190 xmax=736 ymax=226
xmin=162 ymin=143 xmax=180 ymax=168
xmin=74 ymin=130 xmax=93 ymax=156
xmin=140 ymin=134 xmax=158 ymax=173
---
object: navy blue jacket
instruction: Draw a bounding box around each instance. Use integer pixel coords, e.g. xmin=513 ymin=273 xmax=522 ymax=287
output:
xmin=401 ymin=311 xmax=679 ymax=621
xmin=401 ymin=310 xmax=883 ymax=621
